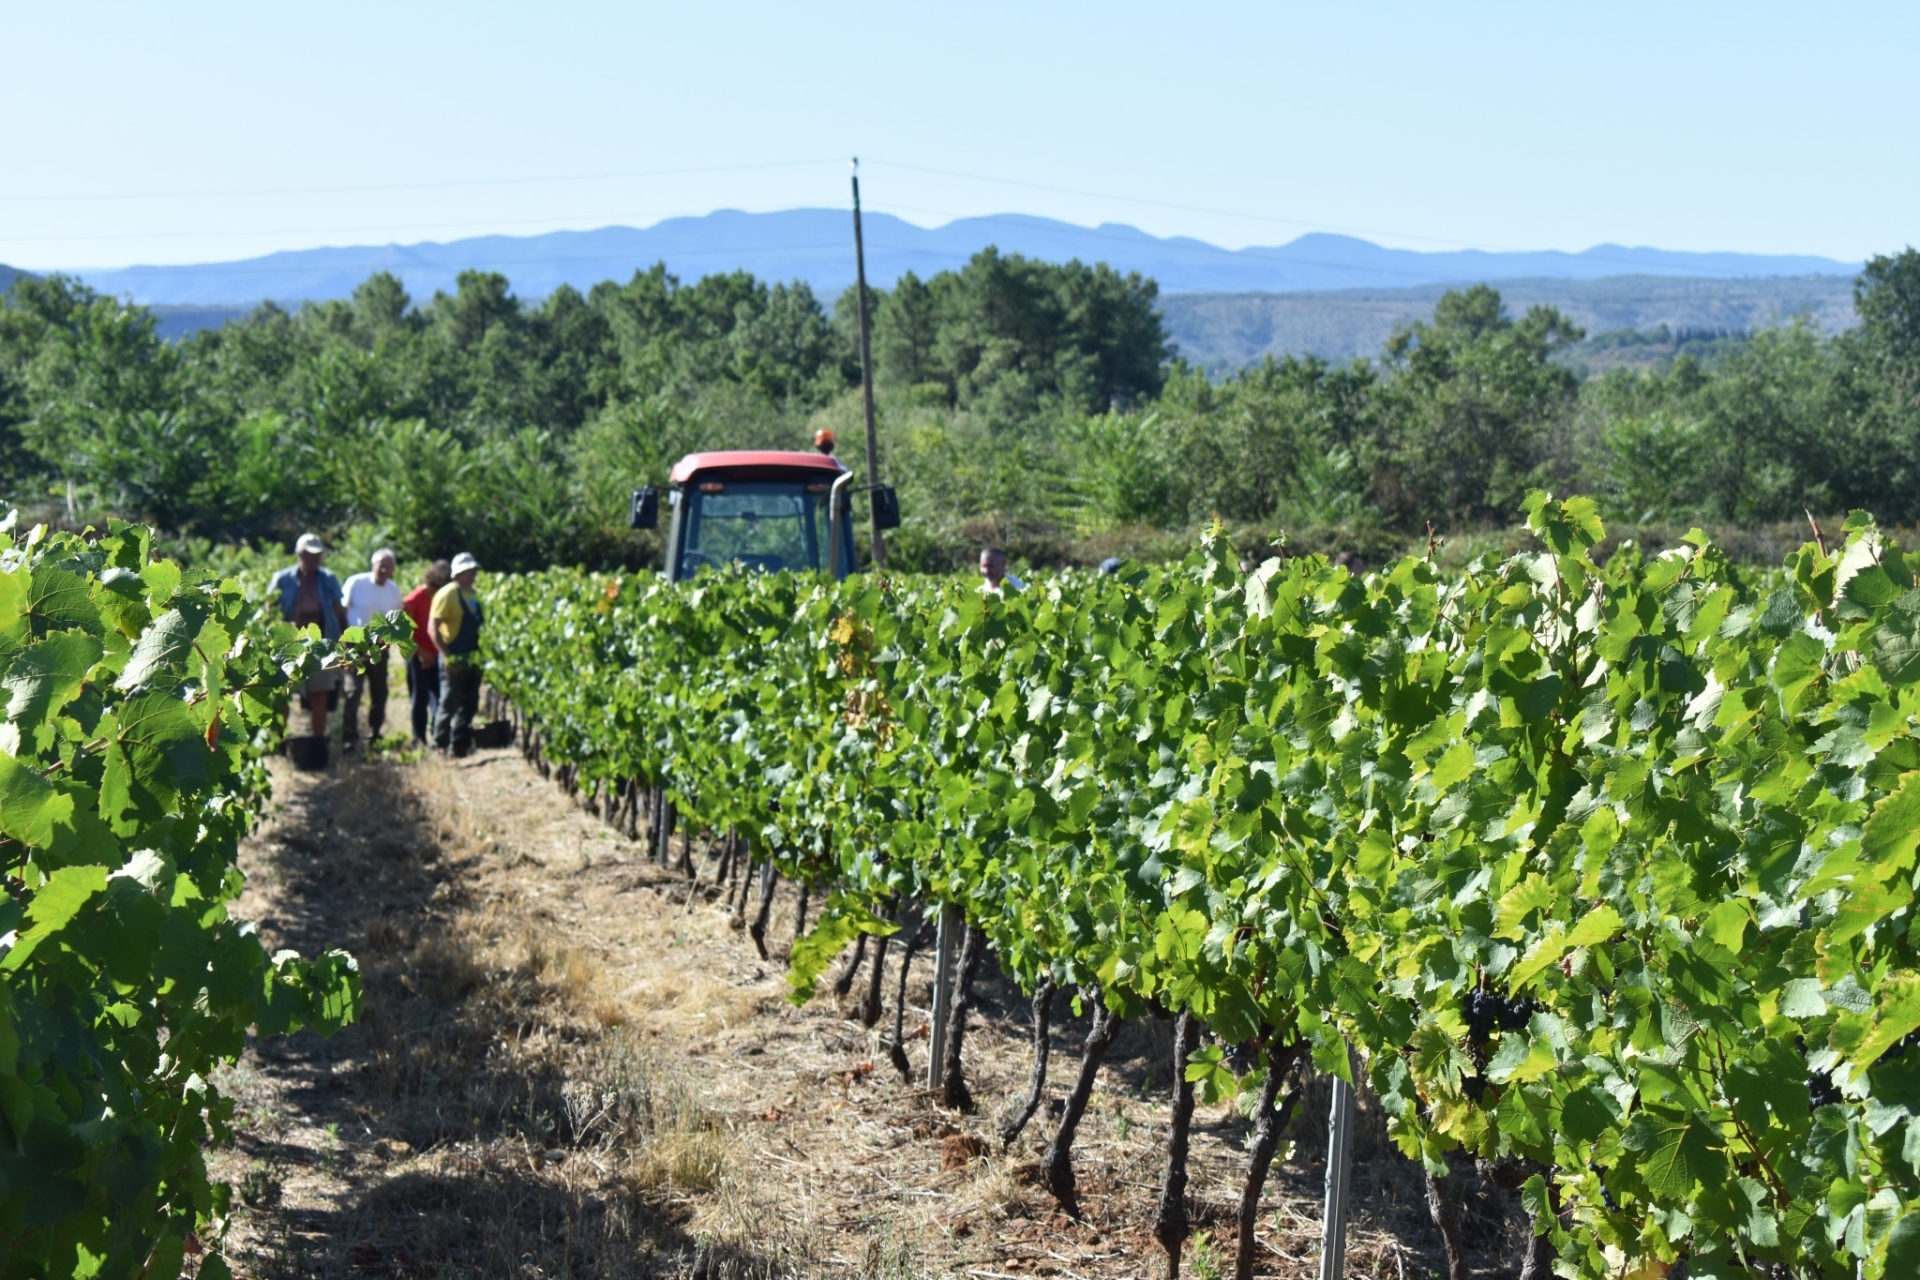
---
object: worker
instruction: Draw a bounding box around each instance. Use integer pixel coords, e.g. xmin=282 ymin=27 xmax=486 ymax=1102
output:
xmin=339 ymin=547 xmax=403 ymax=751
xmin=1098 ymin=557 xmax=1123 ymax=576
xmin=402 ymin=559 xmax=452 ymax=744
xmin=979 ymin=547 xmax=1025 ymax=595
xmin=431 ymin=552 xmax=485 ymax=758
xmin=268 ymin=532 xmax=347 ymax=737
xmin=813 ymin=428 xmax=837 ymax=456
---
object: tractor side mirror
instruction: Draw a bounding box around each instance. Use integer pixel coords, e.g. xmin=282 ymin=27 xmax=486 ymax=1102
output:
xmin=871 ymin=485 xmax=901 ymax=530
xmin=630 ymin=486 xmax=659 ymax=530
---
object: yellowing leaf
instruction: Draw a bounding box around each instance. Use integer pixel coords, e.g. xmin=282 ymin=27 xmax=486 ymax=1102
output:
xmin=1495 ymin=874 xmax=1556 ymax=939
xmin=1566 ymin=905 xmax=1623 ymax=949
xmin=1863 ymin=771 xmax=1920 ymax=875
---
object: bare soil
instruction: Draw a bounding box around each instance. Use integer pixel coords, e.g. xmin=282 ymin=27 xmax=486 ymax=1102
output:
xmin=205 ymin=741 xmax=1533 ymax=1279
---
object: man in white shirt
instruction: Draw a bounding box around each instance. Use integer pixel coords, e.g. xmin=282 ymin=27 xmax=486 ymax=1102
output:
xmin=340 ymin=548 xmax=404 ymax=749
xmin=979 ymin=547 xmax=1026 ymax=595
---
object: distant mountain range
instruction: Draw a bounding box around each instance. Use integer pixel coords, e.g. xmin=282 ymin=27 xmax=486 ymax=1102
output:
xmin=2 ymin=216 xmax=1868 ymax=373
xmin=1164 ymin=274 xmax=1860 ymax=373
xmin=64 ymin=209 xmax=1862 ymax=308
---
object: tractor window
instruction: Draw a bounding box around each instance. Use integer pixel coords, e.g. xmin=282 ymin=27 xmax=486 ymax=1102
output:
xmin=681 ymin=483 xmax=826 ymax=575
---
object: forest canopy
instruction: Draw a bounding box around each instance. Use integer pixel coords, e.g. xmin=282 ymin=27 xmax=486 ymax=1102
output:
xmin=1 ymin=245 xmax=1916 ymax=572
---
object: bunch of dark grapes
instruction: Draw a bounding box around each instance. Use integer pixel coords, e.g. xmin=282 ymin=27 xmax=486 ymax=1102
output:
xmin=1463 ymin=988 xmax=1540 ymax=1044
xmin=1459 ymin=987 xmax=1541 ymax=1101
xmin=1797 ymin=1029 xmax=1920 ymax=1110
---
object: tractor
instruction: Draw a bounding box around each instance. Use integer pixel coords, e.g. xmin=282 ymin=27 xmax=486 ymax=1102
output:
xmin=630 ymin=449 xmax=900 ymax=582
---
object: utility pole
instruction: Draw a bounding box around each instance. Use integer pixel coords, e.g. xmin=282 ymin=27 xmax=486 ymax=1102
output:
xmin=850 ymin=157 xmax=887 ymax=567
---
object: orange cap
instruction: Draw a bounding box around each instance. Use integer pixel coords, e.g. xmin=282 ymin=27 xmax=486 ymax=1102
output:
xmin=814 ymin=429 xmax=836 ymax=446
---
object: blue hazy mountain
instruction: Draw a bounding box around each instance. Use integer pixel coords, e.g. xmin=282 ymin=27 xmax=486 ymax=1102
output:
xmin=70 ymin=210 xmax=1862 ymax=307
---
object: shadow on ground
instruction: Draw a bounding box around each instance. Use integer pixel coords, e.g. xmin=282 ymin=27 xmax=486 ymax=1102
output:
xmin=216 ymin=752 xmax=781 ymax=1278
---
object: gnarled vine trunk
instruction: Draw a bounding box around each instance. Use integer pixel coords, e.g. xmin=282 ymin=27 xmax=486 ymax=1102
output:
xmin=831 ymin=933 xmax=868 ymax=998
xmin=1043 ymin=991 xmax=1121 ymax=1212
xmin=856 ymin=930 xmax=891 ymax=1027
xmin=747 ymin=862 xmax=778 ymax=959
xmin=1153 ymin=1012 xmax=1200 ymax=1278
xmin=1425 ymin=1152 xmax=1471 ymax=1280
xmin=939 ymin=923 xmax=985 ymax=1111
xmin=1234 ymin=1038 xmax=1307 ymax=1280
xmin=1000 ymin=977 xmax=1057 ymax=1149
xmin=887 ymin=913 xmax=926 ymax=1079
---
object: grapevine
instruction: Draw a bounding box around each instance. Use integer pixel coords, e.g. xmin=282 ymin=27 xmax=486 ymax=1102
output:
xmin=485 ymin=495 xmax=1920 ymax=1279
xmin=0 ymin=515 xmax=403 ymax=1278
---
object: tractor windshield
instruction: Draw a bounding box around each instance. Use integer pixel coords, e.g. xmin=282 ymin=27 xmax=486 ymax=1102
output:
xmin=678 ymin=482 xmax=830 ymax=576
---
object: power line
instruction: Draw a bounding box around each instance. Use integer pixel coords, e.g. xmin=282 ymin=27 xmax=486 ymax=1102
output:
xmin=0 ymin=158 xmax=844 ymax=205
xmin=8 ymin=207 xmax=796 ymax=246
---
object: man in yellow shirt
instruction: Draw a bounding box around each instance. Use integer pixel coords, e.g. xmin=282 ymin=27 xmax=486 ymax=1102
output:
xmin=431 ymin=552 xmax=484 ymax=757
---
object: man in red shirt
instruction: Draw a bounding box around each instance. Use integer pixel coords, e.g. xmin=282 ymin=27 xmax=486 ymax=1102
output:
xmin=402 ymin=560 xmax=452 ymax=744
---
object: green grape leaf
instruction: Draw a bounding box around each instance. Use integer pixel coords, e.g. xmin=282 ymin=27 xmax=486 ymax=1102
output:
xmin=3 ymin=631 xmax=101 ymax=727
xmin=1622 ymin=1110 xmax=1727 ymax=1201
xmin=0 ymin=562 xmax=28 ymax=646
xmin=1884 ymin=1208 xmax=1920 ymax=1279
xmin=1495 ymin=874 xmax=1556 ymax=938
xmin=1874 ymin=590 xmax=1920 ymax=686
xmin=1863 ymin=772 xmax=1920 ymax=876
xmin=99 ymin=693 xmax=211 ymax=829
xmin=0 ymin=751 xmax=77 ymax=850
xmin=1848 ymin=973 xmax=1920 ymax=1074
xmin=115 ymin=605 xmax=204 ymax=691
xmin=26 ymin=564 xmax=102 ymax=639
xmin=0 ymin=864 xmax=109 ymax=971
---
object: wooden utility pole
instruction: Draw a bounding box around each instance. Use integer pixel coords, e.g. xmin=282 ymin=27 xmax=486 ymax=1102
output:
xmin=850 ymin=157 xmax=887 ymax=567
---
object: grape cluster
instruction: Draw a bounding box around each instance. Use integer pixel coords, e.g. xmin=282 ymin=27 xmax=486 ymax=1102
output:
xmin=1798 ymin=1029 xmax=1920 ymax=1110
xmin=1462 ymin=987 xmax=1540 ymax=1045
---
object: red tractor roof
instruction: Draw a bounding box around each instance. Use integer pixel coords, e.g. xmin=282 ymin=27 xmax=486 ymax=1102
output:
xmin=668 ymin=450 xmax=849 ymax=486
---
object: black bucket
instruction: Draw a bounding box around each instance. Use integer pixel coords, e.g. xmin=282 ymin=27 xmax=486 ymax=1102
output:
xmin=287 ymin=735 xmax=330 ymax=770
xmin=473 ymin=720 xmax=515 ymax=750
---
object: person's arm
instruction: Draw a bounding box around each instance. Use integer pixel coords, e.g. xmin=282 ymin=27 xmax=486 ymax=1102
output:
xmin=429 ymin=587 xmax=462 ymax=652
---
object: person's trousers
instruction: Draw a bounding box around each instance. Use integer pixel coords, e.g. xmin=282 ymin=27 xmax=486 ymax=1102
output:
xmin=435 ymin=663 xmax=482 ymax=757
xmin=407 ymin=658 xmax=440 ymax=743
xmin=343 ymin=650 xmax=389 ymax=743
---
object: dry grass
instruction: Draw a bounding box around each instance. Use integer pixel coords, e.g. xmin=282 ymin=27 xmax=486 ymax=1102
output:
xmin=208 ymin=744 xmax=1531 ymax=1279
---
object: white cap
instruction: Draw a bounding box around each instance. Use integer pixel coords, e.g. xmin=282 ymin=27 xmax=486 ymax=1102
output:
xmin=295 ymin=532 xmax=326 ymax=555
xmin=451 ymin=552 xmax=480 ymax=575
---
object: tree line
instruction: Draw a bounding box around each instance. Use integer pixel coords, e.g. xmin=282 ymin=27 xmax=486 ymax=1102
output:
xmin=1 ymin=244 xmax=1915 ymax=570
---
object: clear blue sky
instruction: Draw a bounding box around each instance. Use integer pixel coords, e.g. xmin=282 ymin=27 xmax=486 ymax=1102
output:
xmin=5 ymin=0 xmax=1914 ymax=270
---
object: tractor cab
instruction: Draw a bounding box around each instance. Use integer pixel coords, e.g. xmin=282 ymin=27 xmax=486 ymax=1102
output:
xmin=629 ymin=451 xmax=898 ymax=583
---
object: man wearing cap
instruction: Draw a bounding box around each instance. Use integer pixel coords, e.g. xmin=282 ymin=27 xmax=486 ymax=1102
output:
xmin=340 ymin=547 xmax=404 ymax=751
xmin=269 ymin=533 xmax=348 ymax=737
xmin=431 ymin=552 xmax=485 ymax=757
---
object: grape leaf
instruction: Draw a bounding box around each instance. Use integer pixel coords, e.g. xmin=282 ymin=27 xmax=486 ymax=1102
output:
xmin=1622 ymin=1110 xmax=1727 ymax=1200
xmin=3 ymin=631 xmax=103 ymax=728
xmin=0 ymin=864 xmax=108 ymax=972
xmin=115 ymin=605 xmax=203 ymax=691
xmin=1874 ymin=590 xmax=1920 ymax=686
xmin=1863 ymin=772 xmax=1920 ymax=875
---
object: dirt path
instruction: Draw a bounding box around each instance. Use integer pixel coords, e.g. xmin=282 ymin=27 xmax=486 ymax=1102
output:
xmin=208 ymin=743 xmax=1515 ymax=1279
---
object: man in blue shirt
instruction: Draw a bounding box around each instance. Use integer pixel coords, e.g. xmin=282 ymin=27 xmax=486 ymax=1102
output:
xmin=268 ymin=533 xmax=347 ymax=738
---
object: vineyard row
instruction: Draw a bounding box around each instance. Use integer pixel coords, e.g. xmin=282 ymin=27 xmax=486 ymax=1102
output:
xmin=483 ymin=496 xmax=1920 ymax=1280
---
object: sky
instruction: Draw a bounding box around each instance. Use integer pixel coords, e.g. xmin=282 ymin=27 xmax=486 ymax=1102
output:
xmin=3 ymin=0 xmax=1915 ymax=271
